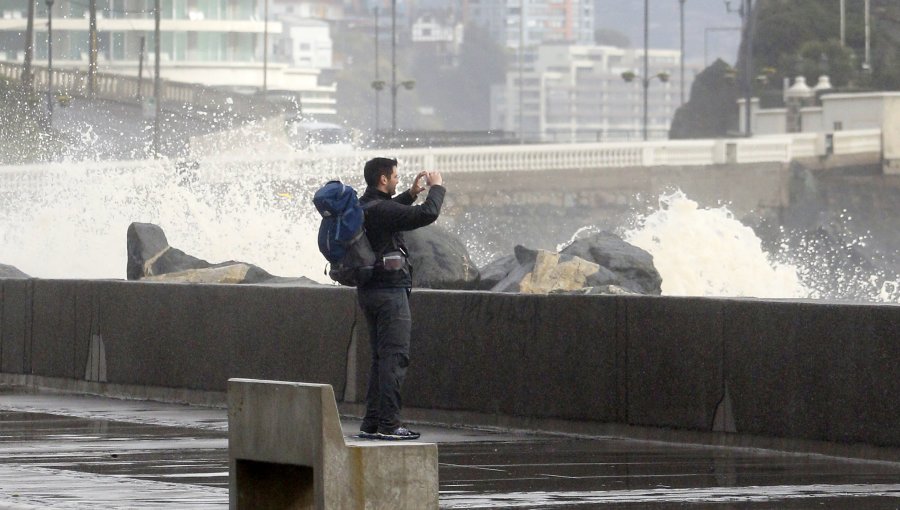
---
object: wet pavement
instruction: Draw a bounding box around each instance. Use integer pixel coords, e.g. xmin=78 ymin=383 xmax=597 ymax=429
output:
xmin=1 ymin=389 xmax=900 ymax=508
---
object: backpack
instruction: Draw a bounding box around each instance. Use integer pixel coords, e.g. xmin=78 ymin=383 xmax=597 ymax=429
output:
xmin=313 ymin=180 xmax=377 ymax=286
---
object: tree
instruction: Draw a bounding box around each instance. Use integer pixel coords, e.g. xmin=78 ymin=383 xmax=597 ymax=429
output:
xmin=669 ymin=59 xmax=739 ymax=139
xmin=747 ymin=0 xmax=900 ymax=93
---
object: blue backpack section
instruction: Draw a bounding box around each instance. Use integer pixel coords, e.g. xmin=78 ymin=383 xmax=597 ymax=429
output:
xmin=313 ymin=181 xmax=365 ymax=264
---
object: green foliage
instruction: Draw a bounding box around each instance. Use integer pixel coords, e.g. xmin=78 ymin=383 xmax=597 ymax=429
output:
xmin=670 ymin=59 xmax=739 ymax=139
xmin=751 ymin=0 xmax=900 ymax=92
xmin=776 ymin=39 xmax=857 ymax=88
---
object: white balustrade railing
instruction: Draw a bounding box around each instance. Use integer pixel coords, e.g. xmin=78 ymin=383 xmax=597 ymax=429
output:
xmin=182 ymin=129 xmax=881 ymax=183
xmin=788 ymin=133 xmax=821 ymax=159
xmin=377 ymin=130 xmax=879 ymax=173
xmin=833 ymin=129 xmax=882 ymax=155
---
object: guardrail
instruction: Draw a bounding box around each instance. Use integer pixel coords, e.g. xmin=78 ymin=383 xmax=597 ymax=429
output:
xmin=185 ymin=129 xmax=880 ymax=180
xmin=0 ymin=129 xmax=881 ymax=184
xmin=0 ymin=61 xmax=282 ymax=118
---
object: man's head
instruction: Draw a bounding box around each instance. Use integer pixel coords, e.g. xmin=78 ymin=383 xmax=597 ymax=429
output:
xmin=364 ymin=157 xmax=399 ymax=195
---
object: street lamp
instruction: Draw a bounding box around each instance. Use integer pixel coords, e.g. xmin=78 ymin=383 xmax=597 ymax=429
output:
xmin=45 ymin=0 xmax=54 ymax=121
xmin=389 ymin=0 xmax=414 ymax=133
xmin=725 ymin=0 xmax=754 ymax=137
xmin=679 ymin=0 xmax=686 ymax=106
xmin=622 ymin=70 xmax=670 ymax=140
xmin=373 ymin=7 xmax=380 ymax=133
xmin=263 ymin=0 xmax=269 ymax=92
xmin=626 ymin=0 xmax=673 ymax=141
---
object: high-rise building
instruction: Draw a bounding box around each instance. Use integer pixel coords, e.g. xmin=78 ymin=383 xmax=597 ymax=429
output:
xmin=0 ymin=0 xmax=336 ymax=118
xmin=469 ymin=0 xmax=593 ymax=48
xmin=491 ymin=44 xmax=690 ymax=142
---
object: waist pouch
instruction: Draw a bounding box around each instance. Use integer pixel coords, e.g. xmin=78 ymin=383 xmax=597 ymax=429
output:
xmin=381 ymin=251 xmax=407 ymax=272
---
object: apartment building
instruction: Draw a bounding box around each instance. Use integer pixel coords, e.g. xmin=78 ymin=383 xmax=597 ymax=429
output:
xmin=492 ymin=44 xmax=688 ymax=142
xmin=469 ymin=0 xmax=593 ymax=48
xmin=0 ymin=0 xmax=336 ymax=118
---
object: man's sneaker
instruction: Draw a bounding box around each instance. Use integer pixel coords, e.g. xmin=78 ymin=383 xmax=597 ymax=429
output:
xmin=376 ymin=426 xmax=420 ymax=440
xmin=358 ymin=423 xmax=379 ymax=439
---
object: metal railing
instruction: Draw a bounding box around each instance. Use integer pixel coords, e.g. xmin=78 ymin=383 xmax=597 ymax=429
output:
xmin=0 ymin=61 xmax=282 ymax=118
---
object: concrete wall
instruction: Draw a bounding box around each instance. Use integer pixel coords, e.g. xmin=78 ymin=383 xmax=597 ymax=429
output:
xmin=2 ymin=279 xmax=898 ymax=448
xmin=1 ymin=280 xmax=357 ymax=396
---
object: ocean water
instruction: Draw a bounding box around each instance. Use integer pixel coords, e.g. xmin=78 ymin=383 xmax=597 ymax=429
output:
xmin=1 ymin=157 xmax=896 ymax=303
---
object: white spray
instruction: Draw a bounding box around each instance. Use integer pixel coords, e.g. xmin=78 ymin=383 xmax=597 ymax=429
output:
xmin=624 ymin=191 xmax=811 ymax=299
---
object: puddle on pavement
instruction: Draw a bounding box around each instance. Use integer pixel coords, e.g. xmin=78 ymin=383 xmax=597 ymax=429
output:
xmin=1 ymin=409 xmax=900 ymax=508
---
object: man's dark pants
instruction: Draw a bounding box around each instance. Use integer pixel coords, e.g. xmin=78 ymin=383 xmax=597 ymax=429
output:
xmin=357 ymin=287 xmax=411 ymax=431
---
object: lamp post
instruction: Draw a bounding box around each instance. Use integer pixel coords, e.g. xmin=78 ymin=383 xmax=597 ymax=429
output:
xmin=840 ymin=0 xmax=846 ymax=46
xmin=391 ymin=0 xmax=397 ymax=132
xmin=263 ymin=0 xmax=268 ymax=92
xmin=153 ymin=0 xmax=161 ymax=158
xmin=45 ymin=0 xmax=54 ymax=120
xmin=518 ymin=0 xmax=525 ymax=143
xmin=23 ymin=0 xmax=35 ymax=89
xmin=392 ymin=80 xmax=415 ymax=133
xmin=373 ymin=6 xmax=381 ymax=133
xmin=389 ymin=0 xmax=414 ymax=133
xmin=643 ymin=0 xmax=649 ymax=140
xmin=679 ymin=0 xmax=686 ymax=106
xmin=863 ymin=0 xmax=871 ymax=71
xmin=726 ymin=0 xmax=754 ymax=137
xmin=622 ymin=70 xmax=669 ymax=141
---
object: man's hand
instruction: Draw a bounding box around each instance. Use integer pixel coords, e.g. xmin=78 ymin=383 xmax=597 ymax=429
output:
xmin=410 ymin=171 xmax=428 ymax=197
xmin=425 ymin=170 xmax=443 ymax=187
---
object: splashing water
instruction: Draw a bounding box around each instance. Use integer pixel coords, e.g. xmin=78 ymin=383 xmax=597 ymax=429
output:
xmin=1 ymin=154 xmax=897 ymax=304
xmin=0 ymin=158 xmax=340 ymax=283
xmin=624 ymin=191 xmax=811 ymax=299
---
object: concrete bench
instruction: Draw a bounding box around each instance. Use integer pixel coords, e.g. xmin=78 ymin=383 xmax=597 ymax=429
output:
xmin=228 ymin=378 xmax=438 ymax=509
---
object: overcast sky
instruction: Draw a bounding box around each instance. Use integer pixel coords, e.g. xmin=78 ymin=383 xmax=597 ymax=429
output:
xmin=595 ymin=0 xmax=743 ymax=68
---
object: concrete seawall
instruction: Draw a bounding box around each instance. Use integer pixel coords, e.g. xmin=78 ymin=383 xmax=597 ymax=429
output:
xmin=1 ymin=279 xmax=898 ymax=452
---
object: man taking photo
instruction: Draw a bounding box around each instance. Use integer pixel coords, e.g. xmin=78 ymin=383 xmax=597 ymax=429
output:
xmin=357 ymin=157 xmax=445 ymax=440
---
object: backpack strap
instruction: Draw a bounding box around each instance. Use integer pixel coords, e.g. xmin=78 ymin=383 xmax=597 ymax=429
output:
xmin=359 ymin=199 xmax=402 ymax=261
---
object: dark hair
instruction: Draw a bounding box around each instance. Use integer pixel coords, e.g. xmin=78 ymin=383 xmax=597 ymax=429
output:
xmin=364 ymin=157 xmax=398 ymax=187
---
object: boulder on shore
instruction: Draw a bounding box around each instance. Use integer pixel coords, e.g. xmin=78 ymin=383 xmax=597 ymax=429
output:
xmin=404 ymin=224 xmax=480 ymax=290
xmin=559 ymin=231 xmax=662 ymax=295
xmin=0 ymin=264 xmax=29 ymax=279
xmin=127 ymin=222 xmax=316 ymax=285
xmin=483 ymin=231 xmax=662 ymax=295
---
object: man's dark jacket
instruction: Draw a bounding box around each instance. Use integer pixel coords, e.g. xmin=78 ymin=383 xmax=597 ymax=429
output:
xmin=359 ymin=184 xmax=446 ymax=289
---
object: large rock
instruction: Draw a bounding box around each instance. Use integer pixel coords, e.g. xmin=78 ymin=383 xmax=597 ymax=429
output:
xmin=0 ymin=264 xmax=29 ymax=279
xmin=476 ymin=254 xmax=517 ymax=290
xmin=127 ymin=222 xmax=212 ymax=280
xmin=559 ymin=231 xmax=662 ymax=295
xmin=486 ymin=231 xmax=662 ymax=295
xmin=489 ymin=245 xmax=539 ymax=293
xmin=404 ymin=224 xmax=479 ymax=289
xmin=519 ymin=250 xmax=601 ymax=294
xmin=127 ymin=222 xmax=316 ymax=285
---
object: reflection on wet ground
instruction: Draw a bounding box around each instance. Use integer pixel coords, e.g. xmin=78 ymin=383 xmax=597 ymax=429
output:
xmin=439 ymin=439 xmax=900 ymax=508
xmin=1 ymin=392 xmax=899 ymax=508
